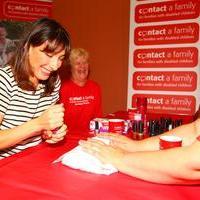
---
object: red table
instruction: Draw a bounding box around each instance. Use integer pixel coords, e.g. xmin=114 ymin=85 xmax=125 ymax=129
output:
xmin=0 ymin=135 xmax=199 ymax=200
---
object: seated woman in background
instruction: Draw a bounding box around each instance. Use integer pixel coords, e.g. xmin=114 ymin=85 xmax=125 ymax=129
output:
xmin=60 ymin=48 xmax=102 ymax=136
xmin=0 ymin=18 xmax=70 ymax=159
xmin=80 ymin=118 xmax=200 ymax=185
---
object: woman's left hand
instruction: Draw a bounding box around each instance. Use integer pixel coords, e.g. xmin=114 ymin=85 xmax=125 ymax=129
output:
xmin=79 ymin=138 xmax=125 ymax=168
xmin=42 ymin=123 xmax=67 ymax=144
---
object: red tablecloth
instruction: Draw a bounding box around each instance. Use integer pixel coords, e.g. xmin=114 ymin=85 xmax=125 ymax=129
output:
xmin=0 ymin=135 xmax=199 ymax=200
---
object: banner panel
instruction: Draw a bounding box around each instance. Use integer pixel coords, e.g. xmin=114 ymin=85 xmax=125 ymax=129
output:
xmin=128 ymin=0 xmax=200 ymax=115
xmin=134 ymin=47 xmax=198 ymax=68
xmin=0 ymin=0 xmax=53 ymax=67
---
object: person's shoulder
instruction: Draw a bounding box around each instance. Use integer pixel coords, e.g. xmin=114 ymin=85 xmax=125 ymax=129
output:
xmin=55 ymin=76 xmax=61 ymax=86
xmin=86 ymin=80 xmax=102 ymax=96
xmin=0 ymin=65 xmax=14 ymax=80
xmin=0 ymin=65 xmax=15 ymax=88
xmin=51 ymin=76 xmax=61 ymax=93
xmin=0 ymin=65 xmax=12 ymax=72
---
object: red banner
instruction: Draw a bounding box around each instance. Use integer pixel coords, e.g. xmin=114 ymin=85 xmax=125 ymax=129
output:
xmin=0 ymin=0 xmax=52 ymax=21
xmin=134 ymin=47 xmax=198 ymax=68
xmin=133 ymin=71 xmax=197 ymax=91
xmin=128 ymin=0 xmax=199 ymax=115
xmin=135 ymin=0 xmax=199 ymax=23
xmin=134 ymin=23 xmax=199 ymax=45
xmin=132 ymin=94 xmax=196 ymax=115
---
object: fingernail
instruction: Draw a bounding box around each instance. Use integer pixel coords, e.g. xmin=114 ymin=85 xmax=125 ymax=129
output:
xmin=52 ymin=127 xmax=59 ymax=134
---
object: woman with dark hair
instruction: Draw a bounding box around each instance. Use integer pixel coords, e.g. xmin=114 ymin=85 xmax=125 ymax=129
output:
xmin=0 ymin=18 xmax=70 ymax=159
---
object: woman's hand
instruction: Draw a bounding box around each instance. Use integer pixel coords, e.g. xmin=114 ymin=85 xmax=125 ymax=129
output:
xmin=36 ymin=103 xmax=65 ymax=131
xmin=42 ymin=123 xmax=67 ymax=144
xmin=97 ymin=133 xmax=137 ymax=152
xmin=79 ymin=138 xmax=125 ymax=168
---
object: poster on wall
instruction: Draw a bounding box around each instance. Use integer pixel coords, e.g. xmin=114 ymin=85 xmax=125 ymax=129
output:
xmin=0 ymin=0 xmax=53 ymax=67
xmin=127 ymin=0 xmax=200 ymax=116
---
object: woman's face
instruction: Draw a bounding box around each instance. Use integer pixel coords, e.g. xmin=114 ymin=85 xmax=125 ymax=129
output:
xmin=71 ymin=56 xmax=89 ymax=85
xmin=28 ymin=41 xmax=65 ymax=86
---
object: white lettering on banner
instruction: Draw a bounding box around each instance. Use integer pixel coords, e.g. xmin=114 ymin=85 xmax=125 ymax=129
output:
xmin=171 ymin=98 xmax=192 ymax=106
xmin=14 ymin=5 xmax=29 ymax=12
xmin=177 ymin=83 xmax=192 ymax=88
xmin=172 ymin=74 xmax=193 ymax=84
xmin=177 ymin=107 xmax=191 ymax=111
xmin=34 ymin=7 xmax=49 ymax=13
xmin=174 ymin=25 xmax=195 ymax=35
xmin=139 ymin=5 xmax=167 ymax=14
xmin=148 ymin=98 xmax=164 ymax=104
xmin=138 ymin=28 xmax=166 ymax=37
xmin=175 ymin=1 xmax=196 ymax=11
xmin=137 ymin=52 xmax=165 ymax=59
xmin=173 ymin=50 xmax=194 ymax=59
xmin=69 ymin=96 xmax=94 ymax=106
xmin=162 ymin=106 xmax=176 ymax=111
xmin=163 ymin=83 xmax=177 ymax=87
xmin=137 ymin=75 xmax=165 ymax=82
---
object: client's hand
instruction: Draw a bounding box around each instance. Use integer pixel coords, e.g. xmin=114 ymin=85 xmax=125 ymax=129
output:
xmin=43 ymin=124 xmax=67 ymax=144
xmin=79 ymin=138 xmax=125 ymax=168
xmin=97 ymin=133 xmax=137 ymax=152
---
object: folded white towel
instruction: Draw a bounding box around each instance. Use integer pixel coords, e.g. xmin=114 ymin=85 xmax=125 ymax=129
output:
xmin=61 ymin=137 xmax=118 ymax=175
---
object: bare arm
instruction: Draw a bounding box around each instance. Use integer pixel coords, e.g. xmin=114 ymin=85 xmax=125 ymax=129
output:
xmin=80 ymin=138 xmax=200 ymax=185
xmin=135 ymin=118 xmax=200 ymax=151
xmin=0 ymin=104 xmax=65 ymax=150
xmin=118 ymin=141 xmax=200 ymax=184
xmin=0 ymin=113 xmax=41 ymax=149
xmin=99 ymin=118 xmax=200 ymax=152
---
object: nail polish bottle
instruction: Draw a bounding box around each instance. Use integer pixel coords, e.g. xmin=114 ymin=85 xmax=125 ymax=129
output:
xmin=95 ymin=120 xmax=99 ymax=134
xmin=136 ymin=97 xmax=148 ymax=138
xmin=132 ymin=120 xmax=138 ymax=140
xmin=137 ymin=121 xmax=144 ymax=140
xmin=149 ymin=120 xmax=158 ymax=137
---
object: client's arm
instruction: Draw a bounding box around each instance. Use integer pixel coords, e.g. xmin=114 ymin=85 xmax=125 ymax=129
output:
xmin=80 ymin=138 xmax=200 ymax=185
xmin=99 ymin=118 xmax=200 ymax=152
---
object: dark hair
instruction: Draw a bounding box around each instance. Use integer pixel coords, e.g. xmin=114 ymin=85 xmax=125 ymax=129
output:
xmin=10 ymin=17 xmax=71 ymax=96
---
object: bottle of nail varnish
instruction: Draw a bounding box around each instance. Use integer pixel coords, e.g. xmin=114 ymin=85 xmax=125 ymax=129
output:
xmin=131 ymin=120 xmax=144 ymax=140
xmin=132 ymin=120 xmax=138 ymax=140
xmin=149 ymin=120 xmax=158 ymax=137
xmin=136 ymin=97 xmax=148 ymax=138
xmin=137 ymin=121 xmax=144 ymax=140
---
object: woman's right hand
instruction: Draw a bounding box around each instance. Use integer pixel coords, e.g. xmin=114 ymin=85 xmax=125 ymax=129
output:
xmin=36 ymin=103 xmax=65 ymax=131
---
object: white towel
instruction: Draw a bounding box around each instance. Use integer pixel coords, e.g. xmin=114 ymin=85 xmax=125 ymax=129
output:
xmin=60 ymin=137 xmax=118 ymax=175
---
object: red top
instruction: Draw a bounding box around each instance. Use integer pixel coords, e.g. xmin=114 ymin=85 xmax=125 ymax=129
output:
xmin=60 ymin=79 xmax=102 ymax=136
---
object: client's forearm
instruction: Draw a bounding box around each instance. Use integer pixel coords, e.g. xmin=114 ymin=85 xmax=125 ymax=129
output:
xmin=115 ymin=145 xmax=200 ymax=185
xmin=134 ymin=119 xmax=199 ymax=152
